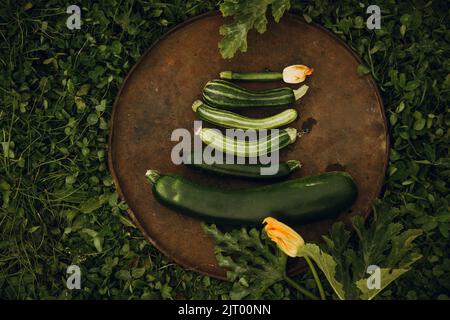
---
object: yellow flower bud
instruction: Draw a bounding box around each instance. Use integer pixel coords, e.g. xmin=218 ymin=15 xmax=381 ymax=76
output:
xmin=263 ymin=217 xmax=305 ymax=257
xmin=282 ymin=65 xmax=314 ymax=84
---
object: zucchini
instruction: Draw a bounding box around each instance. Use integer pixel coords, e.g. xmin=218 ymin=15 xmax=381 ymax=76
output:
xmin=145 ymin=170 xmax=358 ymax=226
xmin=220 ymin=71 xmax=283 ymax=82
xmin=192 ymin=100 xmax=298 ymax=129
xmin=183 ymin=151 xmax=301 ymax=179
xmin=202 ymin=79 xmax=308 ymax=109
xmin=197 ymin=127 xmax=297 ymax=157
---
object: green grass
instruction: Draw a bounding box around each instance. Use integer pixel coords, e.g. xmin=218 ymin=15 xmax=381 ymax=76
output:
xmin=0 ymin=0 xmax=448 ymax=299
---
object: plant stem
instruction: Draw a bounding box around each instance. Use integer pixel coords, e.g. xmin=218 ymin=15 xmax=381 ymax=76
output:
xmin=305 ymin=256 xmax=326 ymax=300
xmin=220 ymin=71 xmax=283 ymax=81
xmin=293 ymin=84 xmax=309 ymax=101
xmin=283 ymin=274 xmax=319 ymax=300
xmin=145 ymin=170 xmax=160 ymax=185
xmin=286 ymin=160 xmax=302 ymax=171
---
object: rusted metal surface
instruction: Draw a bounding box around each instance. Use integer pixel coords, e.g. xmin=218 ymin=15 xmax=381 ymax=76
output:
xmin=108 ymin=12 xmax=389 ymax=280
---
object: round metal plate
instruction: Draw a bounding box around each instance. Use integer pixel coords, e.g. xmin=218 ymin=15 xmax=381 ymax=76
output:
xmin=108 ymin=12 xmax=388 ymax=280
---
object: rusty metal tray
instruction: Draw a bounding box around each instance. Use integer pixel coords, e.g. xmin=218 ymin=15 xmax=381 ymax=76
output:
xmin=108 ymin=12 xmax=389 ymax=279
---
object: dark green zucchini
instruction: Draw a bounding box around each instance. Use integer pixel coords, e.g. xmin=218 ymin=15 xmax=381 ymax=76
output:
xmin=202 ymin=79 xmax=308 ymax=109
xmin=145 ymin=170 xmax=358 ymax=226
xmin=183 ymin=151 xmax=301 ymax=179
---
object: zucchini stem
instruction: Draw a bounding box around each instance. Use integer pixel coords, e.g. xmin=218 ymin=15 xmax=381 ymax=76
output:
xmin=220 ymin=71 xmax=283 ymax=81
xmin=284 ymin=128 xmax=298 ymax=143
xmin=305 ymin=256 xmax=326 ymax=300
xmin=293 ymin=84 xmax=309 ymax=101
xmin=192 ymin=100 xmax=203 ymax=112
xmin=219 ymin=71 xmax=233 ymax=79
xmin=286 ymin=160 xmax=302 ymax=171
xmin=145 ymin=170 xmax=161 ymax=185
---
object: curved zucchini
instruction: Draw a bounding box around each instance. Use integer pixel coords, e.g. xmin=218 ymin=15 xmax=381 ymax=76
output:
xmin=202 ymin=79 xmax=308 ymax=109
xmin=183 ymin=151 xmax=301 ymax=179
xmin=197 ymin=127 xmax=297 ymax=157
xmin=145 ymin=170 xmax=358 ymax=226
xmin=192 ymin=100 xmax=298 ymax=129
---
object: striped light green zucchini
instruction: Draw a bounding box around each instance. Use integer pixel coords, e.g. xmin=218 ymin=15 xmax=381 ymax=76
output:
xmin=202 ymin=79 xmax=308 ymax=109
xmin=197 ymin=127 xmax=297 ymax=157
xmin=192 ymin=100 xmax=298 ymax=129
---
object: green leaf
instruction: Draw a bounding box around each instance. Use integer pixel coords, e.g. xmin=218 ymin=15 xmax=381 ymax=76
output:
xmin=219 ymin=23 xmax=249 ymax=59
xmin=303 ymin=14 xmax=312 ymax=23
xmin=75 ymin=96 xmax=86 ymax=112
xmin=43 ymin=57 xmax=54 ymax=65
xmin=297 ymin=244 xmax=346 ymax=300
xmin=1 ymin=142 xmax=15 ymax=158
xmin=93 ymin=236 xmax=103 ymax=253
xmin=119 ymin=215 xmax=136 ymax=229
xmin=400 ymin=25 xmax=406 ymax=37
xmin=76 ymin=84 xmax=90 ymax=96
xmin=87 ymin=113 xmax=99 ymax=125
xmin=414 ymin=118 xmax=426 ymax=131
xmin=271 ymin=0 xmax=291 ymax=22
xmin=356 ymin=268 xmax=410 ymax=300
xmin=404 ymin=80 xmax=420 ymax=91
xmin=67 ymin=79 xmax=75 ymax=95
xmin=81 ymin=228 xmax=97 ymax=238
xmin=132 ymin=267 xmax=146 ymax=279
xmin=219 ymin=0 xmax=291 ymax=59
xmin=357 ymin=64 xmax=371 ymax=75
xmin=355 ymin=227 xmax=423 ymax=299
xmin=395 ymin=101 xmax=406 ymax=113
xmin=115 ymin=270 xmax=132 ymax=281
xmin=111 ymin=40 xmax=122 ymax=55
xmin=203 ymin=224 xmax=287 ymax=299
xmin=80 ymin=197 xmax=102 ymax=213
xmin=400 ymin=14 xmax=412 ymax=26
xmin=385 ymin=229 xmax=423 ymax=268
xmin=0 ymin=179 xmax=11 ymax=191
xmin=322 ymin=201 xmax=423 ymax=300
xmin=390 ymin=113 xmax=398 ymax=125
xmin=29 ymin=226 xmax=40 ymax=233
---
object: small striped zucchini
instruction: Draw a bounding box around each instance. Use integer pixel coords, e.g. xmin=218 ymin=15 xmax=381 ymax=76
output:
xmin=184 ymin=151 xmax=302 ymax=179
xmin=202 ymin=79 xmax=308 ymax=109
xmin=197 ymin=127 xmax=297 ymax=157
xmin=192 ymin=100 xmax=298 ymax=129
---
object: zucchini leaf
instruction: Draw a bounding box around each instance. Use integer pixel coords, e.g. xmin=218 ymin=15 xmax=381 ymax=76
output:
xmin=202 ymin=224 xmax=287 ymax=299
xmin=322 ymin=201 xmax=423 ymax=300
xmin=355 ymin=268 xmax=410 ymax=300
xmin=204 ymin=202 xmax=422 ymax=300
xmin=297 ymin=203 xmax=423 ymax=300
xmin=219 ymin=0 xmax=291 ymax=59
